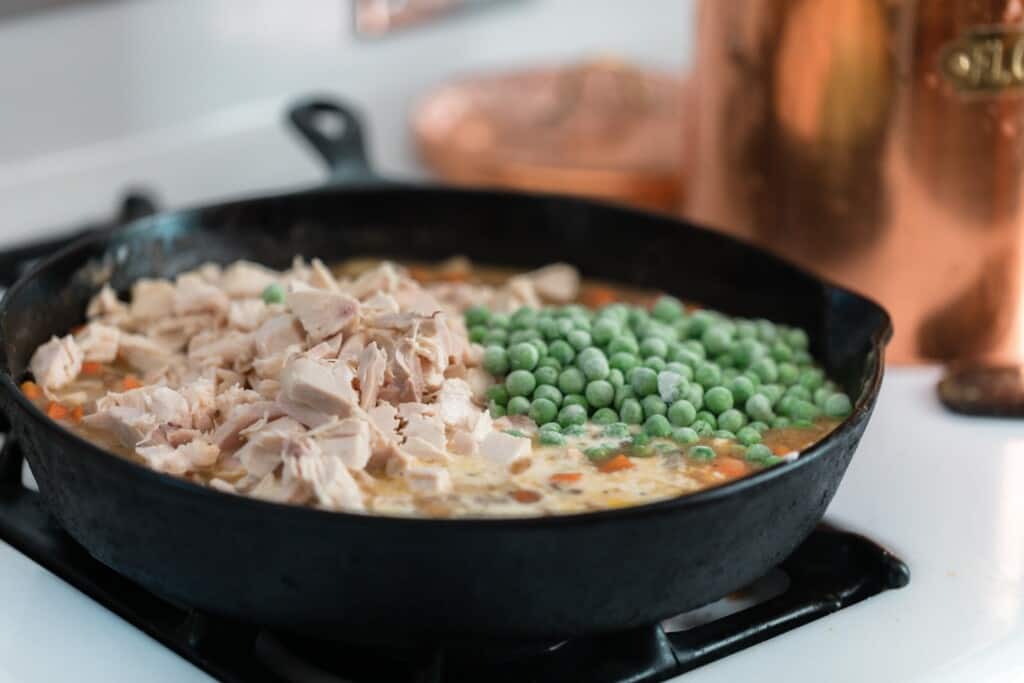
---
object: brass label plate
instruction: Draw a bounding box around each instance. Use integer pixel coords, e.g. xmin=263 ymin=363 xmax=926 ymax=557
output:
xmin=941 ymin=26 xmax=1024 ymax=92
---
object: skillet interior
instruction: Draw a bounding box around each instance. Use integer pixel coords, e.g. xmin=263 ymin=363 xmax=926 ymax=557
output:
xmin=0 ymin=184 xmax=891 ymax=641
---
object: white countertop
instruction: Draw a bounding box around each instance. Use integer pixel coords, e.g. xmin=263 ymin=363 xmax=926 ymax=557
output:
xmin=2 ymin=367 xmax=1022 ymax=682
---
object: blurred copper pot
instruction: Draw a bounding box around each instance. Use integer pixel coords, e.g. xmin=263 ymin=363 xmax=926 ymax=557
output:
xmin=685 ymin=0 xmax=1024 ymax=364
xmin=414 ymin=60 xmax=684 ymax=212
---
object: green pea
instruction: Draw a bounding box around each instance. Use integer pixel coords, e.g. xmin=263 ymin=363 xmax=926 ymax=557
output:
xmin=628 ymin=366 xmax=658 ymax=397
xmin=566 ymin=329 xmax=591 ymax=352
xmin=771 ymin=416 xmax=791 ymax=429
xmin=793 ymin=349 xmax=813 ymax=366
xmin=686 ymin=311 xmax=714 ymax=338
xmin=482 ymin=346 xmax=510 ymax=376
xmin=751 ymin=357 xmax=778 ymax=383
xmin=558 ymin=367 xmax=586 ymax=395
xmin=731 ymin=338 xmax=765 ymax=368
xmin=713 ymin=429 xmax=735 ymax=440
xmin=487 ymin=313 xmax=509 ymax=329
xmin=642 ymin=395 xmax=668 ymax=418
xmin=799 ymin=368 xmax=825 ymax=391
xmin=528 ymin=338 xmax=548 ymax=358
xmin=487 ymin=384 xmax=509 ymax=406
xmin=539 ymin=430 xmax=566 ymax=446
xmin=702 ymin=327 xmax=733 ymax=356
xmin=506 ymin=370 xmax=536 ymax=397
xmin=771 ymin=341 xmax=793 ymax=363
xmin=591 ymin=407 xmax=619 ymax=424
xmin=748 ymin=420 xmax=769 ymax=433
xmin=735 ymin=320 xmax=757 ymax=339
xmin=608 ymin=335 xmax=640 ymax=355
xmin=644 ymin=414 xmax=673 ymax=437
xmin=469 ymin=325 xmax=488 ymax=344
xmin=534 ymin=366 xmax=560 ymax=387
xmin=672 ymin=427 xmax=699 ymax=444
xmin=563 ymin=394 xmax=589 ymax=411
xmin=546 ymin=339 xmax=575 ymax=366
xmin=584 ymin=446 xmax=613 ymax=461
xmin=813 ymin=386 xmax=831 ymax=407
xmin=823 ymin=393 xmax=853 ymax=417
xmin=602 ymin=421 xmax=631 ymax=438
xmin=261 ymin=282 xmax=285 ymax=304
xmin=464 ymin=305 xmax=490 ymax=327
xmin=759 ymin=384 xmax=785 ymax=405
xmin=695 ymin=410 xmax=718 ymax=429
xmin=745 ymin=394 xmax=775 ymax=422
xmin=729 ymin=376 xmax=756 ymax=404
xmin=620 ymin=398 xmax=644 ymax=424
xmin=609 ymin=352 xmax=639 ymax=374
xmin=789 ymin=399 xmax=821 ymax=421
xmin=558 ymin=403 xmax=588 ymax=428
xmin=657 ymin=371 xmax=685 ymax=403
xmin=665 ymin=362 xmax=693 ymax=381
xmin=755 ymin=319 xmax=778 ymax=342
xmin=669 ymin=347 xmax=702 ymax=368
xmin=538 ymin=317 xmax=561 ymax=341
xmin=721 ymin=365 xmax=739 ymax=380
xmin=528 ymin=398 xmax=558 ymax=425
xmin=575 ymin=349 xmax=608 ymax=382
xmin=643 ymin=356 xmax=665 ymax=372
xmin=694 ymin=362 xmax=722 ymax=388
xmin=591 ymin=318 xmax=620 ymax=346
xmin=785 ymin=385 xmax=812 ymax=403
xmin=584 ymin=380 xmax=614 ymax=408
xmin=555 ymin=318 xmax=575 ymax=338
xmin=668 ymin=399 xmax=697 ymax=426
xmin=639 ymin=336 xmax=668 ymax=359
xmin=688 ymin=445 xmax=716 ymax=461
xmin=736 ymin=426 xmax=762 ymax=446
xmin=745 ymin=443 xmax=775 ymax=464
xmin=509 ymin=329 xmax=541 ymax=346
xmin=614 ymin=384 xmax=635 ymax=410
xmin=787 ymin=328 xmax=809 ymax=350
xmin=690 ymin=419 xmax=713 ymax=436
xmin=683 ymin=383 xmax=704 ymax=411
xmin=507 ymin=396 xmax=531 ymax=415
xmin=792 ymin=418 xmax=816 ymax=429
xmin=608 ymin=368 xmax=625 ymax=388
xmin=510 ymin=306 xmax=537 ymax=330
xmin=563 ymin=424 xmax=587 ymax=437
xmin=718 ymin=408 xmax=746 ymax=432
xmin=778 ymin=362 xmax=800 ymax=386
xmin=652 ymin=296 xmax=684 ymax=322
xmin=483 ymin=329 xmax=508 ymax=346
xmin=704 ymin=386 xmax=734 ymax=414
xmin=488 ymin=401 xmax=506 ymax=418
xmin=540 ymin=422 xmax=561 ymax=432
xmin=537 ymin=356 xmax=563 ymax=372
xmin=533 ymin=384 xmax=563 ymax=406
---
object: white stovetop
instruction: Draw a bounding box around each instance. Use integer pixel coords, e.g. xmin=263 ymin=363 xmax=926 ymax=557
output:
xmin=0 ymin=369 xmax=1021 ymax=683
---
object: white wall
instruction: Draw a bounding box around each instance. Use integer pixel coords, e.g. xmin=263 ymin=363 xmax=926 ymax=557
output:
xmin=0 ymin=0 xmax=694 ymax=237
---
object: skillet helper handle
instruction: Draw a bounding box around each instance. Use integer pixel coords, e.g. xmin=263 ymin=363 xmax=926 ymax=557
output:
xmin=288 ymin=97 xmax=379 ymax=185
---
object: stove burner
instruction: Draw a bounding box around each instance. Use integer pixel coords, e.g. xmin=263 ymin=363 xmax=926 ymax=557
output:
xmin=0 ymin=192 xmax=909 ymax=681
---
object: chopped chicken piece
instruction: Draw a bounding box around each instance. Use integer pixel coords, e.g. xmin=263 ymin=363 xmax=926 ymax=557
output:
xmin=479 ymin=431 xmax=531 ymax=466
xmin=253 ymin=315 xmax=305 ymax=357
xmin=29 ymin=335 xmax=83 ymax=390
xmin=367 ymin=403 xmax=399 ymax=436
xmin=286 ymin=445 xmax=365 ymax=512
xmin=307 ymin=334 xmax=343 ymax=361
xmin=402 ymin=436 xmax=450 ymax=463
xmin=86 ymin=285 xmax=128 ymax=321
xmin=221 ymin=261 xmax=280 ymax=298
xmin=227 ymin=299 xmax=269 ymax=331
xmin=279 ymin=357 xmax=358 ymax=417
xmin=188 ymin=330 xmax=253 ymax=366
xmin=82 ymin=407 xmax=158 ymax=448
xmin=436 ymin=378 xmax=477 ymax=430
xmin=288 ymin=284 xmax=360 ymax=342
xmin=119 ymin=333 xmax=172 ymax=372
xmin=403 ymin=413 xmax=446 ymax=450
xmin=526 ymin=263 xmax=580 ymax=303
xmin=357 ymin=342 xmax=386 ymax=410
xmin=235 ymin=416 xmax=305 ymax=478
xmin=317 ymin=419 xmax=372 ymax=469
xmin=130 ymin=279 xmax=176 ymax=320
xmin=405 ymin=465 xmax=452 ymax=496
xmin=212 ymin=401 xmax=285 ymax=451
xmin=137 ymin=438 xmax=220 ymax=475
xmin=174 ymin=273 xmax=230 ymax=315
xmin=74 ymin=322 xmax=120 ymax=363
xmin=309 ymin=258 xmax=340 ymax=291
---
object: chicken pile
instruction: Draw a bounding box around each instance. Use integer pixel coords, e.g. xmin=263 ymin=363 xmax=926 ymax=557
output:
xmin=28 ymin=259 xmax=579 ymax=513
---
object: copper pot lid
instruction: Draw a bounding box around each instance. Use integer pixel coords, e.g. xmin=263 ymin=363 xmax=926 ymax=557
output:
xmin=413 ymin=58 xmax=685 ymax=211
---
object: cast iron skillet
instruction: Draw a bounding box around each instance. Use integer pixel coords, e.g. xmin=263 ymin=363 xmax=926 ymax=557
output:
xmin=0 ymin=98 xmax=891 ymax=644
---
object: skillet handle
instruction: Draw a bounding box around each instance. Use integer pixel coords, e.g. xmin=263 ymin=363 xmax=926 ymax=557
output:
xmin=288 ymin=97 xmax=380 ymax=185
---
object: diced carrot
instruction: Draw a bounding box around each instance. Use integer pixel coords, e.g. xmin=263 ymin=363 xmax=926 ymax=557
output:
xmin=512 ymin=489 xmax=542 ymax=503
xmin=121 ymin=375 xmax=142 ymax=390
xmin=771 ymin=445 xmax=791 ymax=456
xmin=408 ymin=267 xmax=432 ymax=283
xmin=20 ymin=381 xmax=41 ymax=400
xmin=598 ymin=454 xmax=634 ymax=473
xmin=715 ymin=457 xmax=748 ymax=478
xmin=439 ymin=270 xmax=468 ymax=283
xmin=46 ymin=402 xmax=69 ymax=420
xmin=81 ymin=361 xmax=104 ymax=376
xmin=550 ymin=472 xmax=583 ymax=484
xmin=69 ymin=324 xmax=86 ymax=335
xmin=71 ymin=405 xmax=84 ymax=423
xmin=581 ymin=286 xmax=618 ymax=308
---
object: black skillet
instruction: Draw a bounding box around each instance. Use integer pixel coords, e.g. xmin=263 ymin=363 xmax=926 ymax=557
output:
xmin=0 ymin=97 xmax=891 ymax=645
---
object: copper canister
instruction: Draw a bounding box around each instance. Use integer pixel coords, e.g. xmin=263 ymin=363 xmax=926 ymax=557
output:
xmin=685 ymin=0 xmax=1024 ymax=364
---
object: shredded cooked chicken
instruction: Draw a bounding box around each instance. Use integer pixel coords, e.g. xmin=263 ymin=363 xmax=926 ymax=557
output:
xmin=29 ymin=258 xmax=574 ymax=513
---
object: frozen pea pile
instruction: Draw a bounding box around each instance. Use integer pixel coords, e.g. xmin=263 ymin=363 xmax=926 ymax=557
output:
xmin=466 ymin=296 xmax=853 ymax=449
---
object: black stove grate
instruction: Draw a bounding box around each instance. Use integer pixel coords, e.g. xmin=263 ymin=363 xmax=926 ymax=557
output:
xmin=0 ymin=193 xmax=910 ymax=682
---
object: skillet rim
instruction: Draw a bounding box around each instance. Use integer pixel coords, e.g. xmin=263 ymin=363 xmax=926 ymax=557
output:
xmin=0 ymin=181 xmax=892 ymax=529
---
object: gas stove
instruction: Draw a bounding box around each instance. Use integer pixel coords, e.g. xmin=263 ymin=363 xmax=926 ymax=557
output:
xmin=0 ymin=191 xmax=1021 ymax=682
